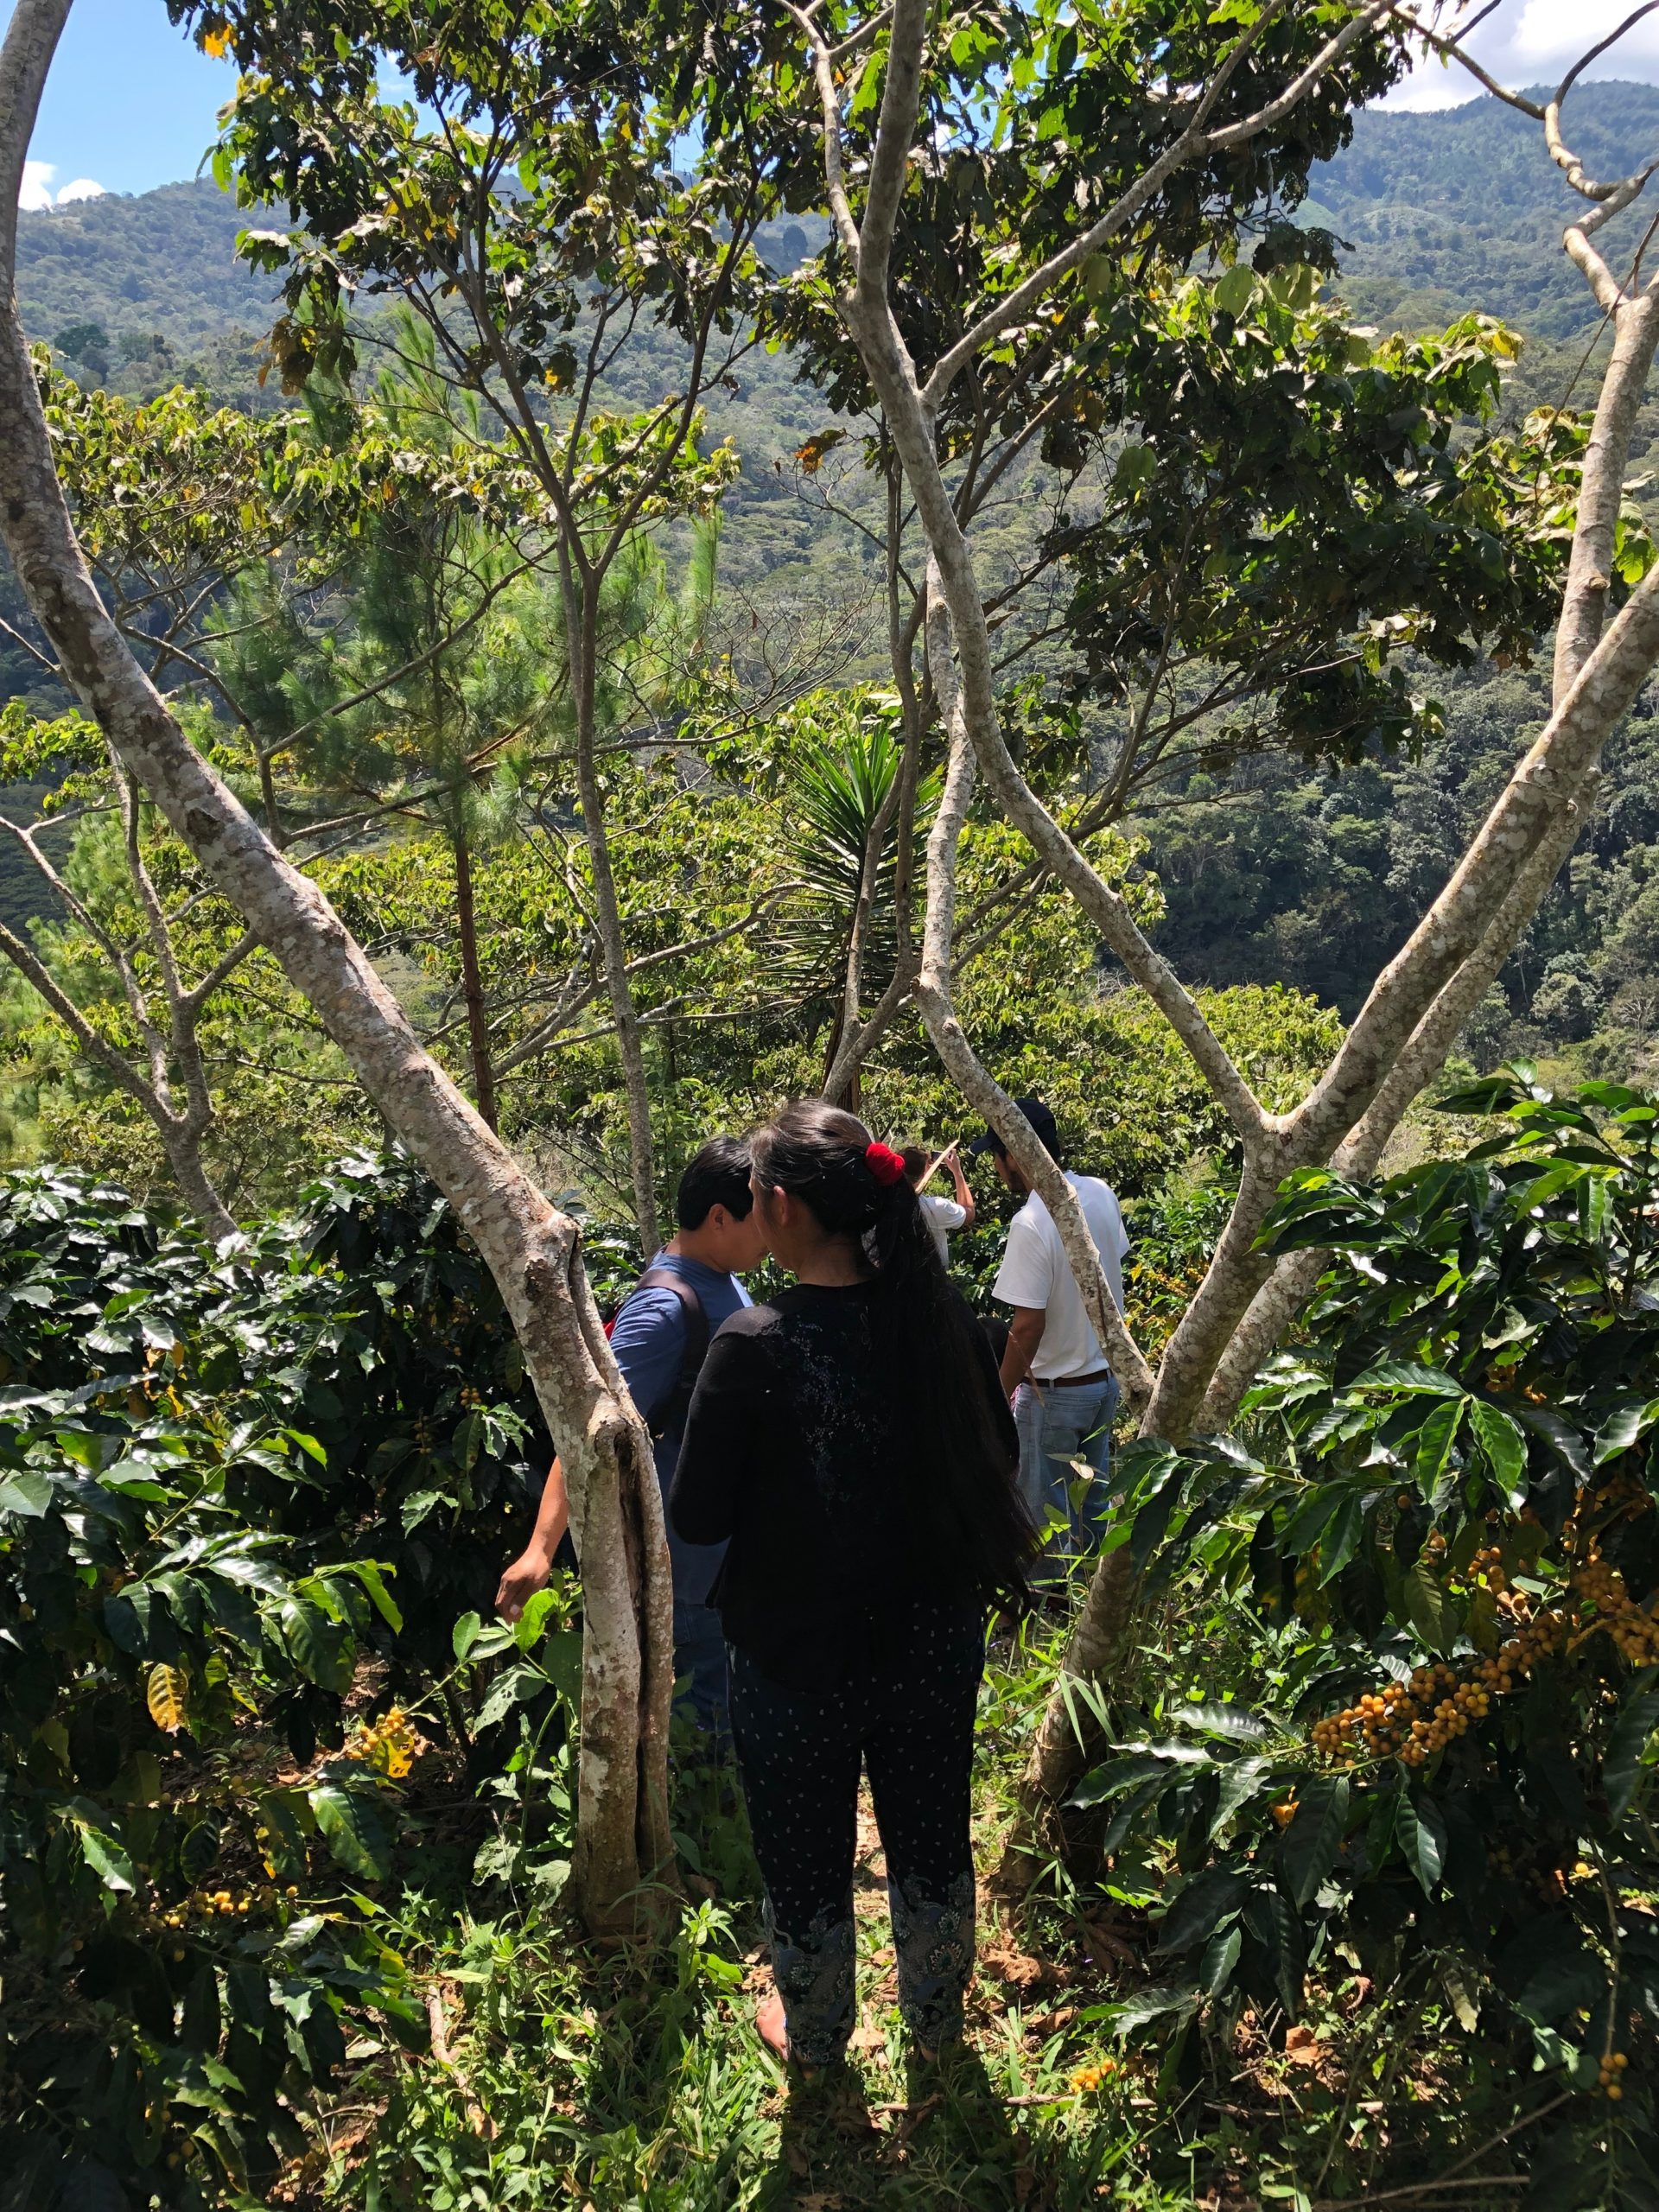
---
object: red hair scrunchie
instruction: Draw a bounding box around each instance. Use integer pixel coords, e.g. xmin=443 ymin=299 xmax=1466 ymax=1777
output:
xmin=865 ymin=1140 xmax=906 ymax=1186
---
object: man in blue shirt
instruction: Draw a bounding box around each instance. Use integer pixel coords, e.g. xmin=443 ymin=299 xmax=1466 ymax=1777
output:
xmin=496 ymin=1137 xmax=765 ymax=1732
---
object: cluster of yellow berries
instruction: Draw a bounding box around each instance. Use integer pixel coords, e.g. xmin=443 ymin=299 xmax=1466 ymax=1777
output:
xmin=349 ymin=1705 xmax=422 ymax=1781
xmin=1068 ymin=2061 xmax=1117 ymax=2093
xmin=1599 ymin=2051 xmax=1630 ymax=2100
xmin=1570 ymin=1559 xmax=1659 ymax=1667
xmin=156 ymin=1881 xmax=302 ymax=1929
xmin=1310 ymin=1656 xmax=1508 ymax=1768
xmin=459 ymin=1385 xmax=483 ymax=1409
xmin=1310 ymin=1532 xmax=1659 ymax=1770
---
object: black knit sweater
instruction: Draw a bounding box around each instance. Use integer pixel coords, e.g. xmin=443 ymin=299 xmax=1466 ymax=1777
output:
xmin=671 ymin=1279 xmax=1016 ymax=1689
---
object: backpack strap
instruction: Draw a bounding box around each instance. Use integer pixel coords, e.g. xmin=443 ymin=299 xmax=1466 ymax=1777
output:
xmin=620 ymin=1266 xmax=710 ymax=1441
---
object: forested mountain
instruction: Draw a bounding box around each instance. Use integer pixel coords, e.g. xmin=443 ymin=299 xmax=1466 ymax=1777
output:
xmin=1311 ymin=79 xmax=1659 ymax=339
xmin=19 ymin=85 xmax=1659 ymax=380
xmin=10 ymin=85 xmax=1659 ymax=1081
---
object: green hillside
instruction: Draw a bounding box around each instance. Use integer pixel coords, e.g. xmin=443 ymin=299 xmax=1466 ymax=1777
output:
xmin=1313 ymin=79 xmax=1659 ymax=338
xmin=16 ymin=177 xmax=264 ymax=345
xmin=17 ymin=82 xmax=1659 ymax=380
xmin=11 ymin=87 xmax=1659 ymax=1066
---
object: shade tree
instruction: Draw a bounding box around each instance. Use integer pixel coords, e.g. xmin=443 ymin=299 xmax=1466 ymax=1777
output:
xmin=714 ymin=0 xmax=1659 ymax=1812
xmin=11 ymin=0 xmax=1659 ymax=1906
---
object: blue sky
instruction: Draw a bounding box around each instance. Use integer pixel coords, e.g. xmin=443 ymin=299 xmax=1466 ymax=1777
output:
xmin=7 ymin=0 xmax=1659 ymax=207
xmin=7 ymin=0 xmax=236 ymax=207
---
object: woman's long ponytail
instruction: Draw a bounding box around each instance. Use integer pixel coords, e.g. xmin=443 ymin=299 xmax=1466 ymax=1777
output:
xmin=750 ymin=1099 xmax=1035 ymax=1614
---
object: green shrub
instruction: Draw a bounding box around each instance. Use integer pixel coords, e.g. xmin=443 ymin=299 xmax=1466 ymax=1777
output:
xmin=0 ymin=1157 xmax=594 ymax=2209
xmin=1077 ymin=1071 xmax=1659 ymax=2200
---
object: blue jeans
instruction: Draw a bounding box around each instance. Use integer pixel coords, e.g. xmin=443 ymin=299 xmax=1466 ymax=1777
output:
xmin=1014 ymin=1373 xmax=1120 ymax=1571
xmin=673 ymin=1596 xmax=729 ymax=1735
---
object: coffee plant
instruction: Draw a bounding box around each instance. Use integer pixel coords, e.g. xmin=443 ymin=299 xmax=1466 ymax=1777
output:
xmin=1074 ymin=1072 xmax=1659 ymax=2204
xmin=0 ymin=1159 xmax=609 ymax=2209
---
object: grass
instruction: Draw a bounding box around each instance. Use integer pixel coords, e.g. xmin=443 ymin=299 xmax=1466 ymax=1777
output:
xmin=264 ymin=1598 xmax=1594 ymax=2212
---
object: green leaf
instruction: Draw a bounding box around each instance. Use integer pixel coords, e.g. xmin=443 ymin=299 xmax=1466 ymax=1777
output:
xmin=1592 ymin=1396 xmax=1659 ymax=1466
xmin=179 ymin=1818 xmax=222 ymax=1884
xmin=1213 ymin=264 xmax=1257 ymax=317
xmin=280 ymin=1597 xmax=354 ymax=1694
xmin=452 ymin=1609 xmax=483 ymax=1662
xmin=1209 ymin=1754 xmax=1275 ymax=1837
xmin=1402 ymin=1559 xmax=1456 ymax=1655
xmin=0 ymin=1469 xmax=52 ymax=1517
xmin=1605 ymin=1687 xmax=1659 ymax=1820
xmin=1199 ymin=1921 xmax=1242 ymax=2000
xmin=1349 ymin=1361 xmax=1463 ymax=1397
xmin=1396 ymin=1789 xmax=1447 ymax=1895
xmin=1172 ymin=1701 xmax=1269 ymax=1745
xmin=1156 ymin=1866 xmax=1248 ymax=1954
xmin=1281 ymin=1773 xmax=1349 ymax=1906
xmin=512 ymin=1586 xmax=561 ymax=1652
xmin=74 ymin=1817 xmax=137 ymax=1894
xmin=540 ymin=1627 xmax=582 ymax=1709
xmin=474 ymin=1662 xmax=545 ymax=1731
xmin=1468 ymin=1399 xmax=1528 ymax=1504
xmin=309 ymin=1782 xmax=391 ymax=1882
xmin=1318 ymin=1491 xmax=1369 ymax=1584
xmin=1243 ymin=1885 xmax=1304 ymax=2018
xmin=1412 ymin=1398 xmax=1465 ymax=1500
xmin=1090 ymin=1983 xmax=1200 ymax=2039
xmin=1068 ymin=1754 xmax=1177 ymax=1812
xmin=1511 ymin=1402 xmax=1591 ymax=1479
xmin=333 ymin=1559 xmax=403 ymax=1633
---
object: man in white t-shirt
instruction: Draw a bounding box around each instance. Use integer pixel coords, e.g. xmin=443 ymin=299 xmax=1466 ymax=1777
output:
xmin=975 ymin=1096 xmax=1129 ymax=1571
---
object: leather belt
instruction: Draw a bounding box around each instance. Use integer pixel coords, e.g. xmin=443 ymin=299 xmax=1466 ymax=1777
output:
xmin=1035 ymin=1367 xmax=1112 ymax=1389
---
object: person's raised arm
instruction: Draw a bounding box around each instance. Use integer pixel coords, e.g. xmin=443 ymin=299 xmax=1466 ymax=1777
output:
xmin=944 ymin=1141 xmax=976 ymax=1231
xmin=496 ymin=1457 xmax=571 ymax=1623
xmin=1000 ymin=1306 xmax=1047 ymax=1399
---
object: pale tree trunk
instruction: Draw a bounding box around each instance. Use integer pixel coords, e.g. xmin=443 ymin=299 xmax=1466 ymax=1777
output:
xmin=787 ymin=0 xmax=1659 ymax=1813
xmin=0 ymin=0 xmax=673 ymax=1931
xmin=453 ymin=831 xmax=499 ymax=1133
xmin=563 ymin=562 xmax=661 ymax=1256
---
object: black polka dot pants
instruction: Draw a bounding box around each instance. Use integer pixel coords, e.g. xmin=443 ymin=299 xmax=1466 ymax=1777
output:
xmin=727 ymin=1603 xmax=984 ymax=2068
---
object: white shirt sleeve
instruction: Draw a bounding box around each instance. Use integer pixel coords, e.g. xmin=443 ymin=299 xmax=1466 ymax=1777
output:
xmin=993 ymin=1207 xmax=1054 ymax=1309
xmin=925 ymin=1195 xmax=966 ymax=1234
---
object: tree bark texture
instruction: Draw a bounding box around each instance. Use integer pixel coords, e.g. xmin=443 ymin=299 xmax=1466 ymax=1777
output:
xmin=453 ymin=832 xmax=500 ymax=1133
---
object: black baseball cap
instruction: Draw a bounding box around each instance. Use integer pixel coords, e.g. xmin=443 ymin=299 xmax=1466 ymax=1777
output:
xmin=968 ymin=1095 xmax=1059 ymax=1158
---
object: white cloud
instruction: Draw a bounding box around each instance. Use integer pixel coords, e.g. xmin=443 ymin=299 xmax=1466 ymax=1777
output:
xmin=54 ymin=178 xmax=107 ymax=206
xmin=1383 ymin=0 xmax=1659 ymax=111
xmin=18 ymin=160 xmax=54 ymax=212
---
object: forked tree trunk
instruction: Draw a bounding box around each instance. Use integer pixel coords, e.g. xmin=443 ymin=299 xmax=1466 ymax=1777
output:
xmin=788 ymin=0 xmax=1659 ymax=1819
xmin=0 ymin=0 xmax=673 ymax=1933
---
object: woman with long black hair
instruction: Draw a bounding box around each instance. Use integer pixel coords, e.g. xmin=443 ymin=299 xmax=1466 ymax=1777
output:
xmin=671 ymin=1100 xmax=1035 ymax=2069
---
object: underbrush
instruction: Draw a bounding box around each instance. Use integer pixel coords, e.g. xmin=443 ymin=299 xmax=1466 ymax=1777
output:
xmin=7 ymin=1086 xmax=1659 ymax=2209
xmin=270 ymin=1586 xmax=1635 ymax=2212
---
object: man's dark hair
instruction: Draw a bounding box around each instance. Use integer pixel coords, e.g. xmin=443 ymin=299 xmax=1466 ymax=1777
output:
xmin=676 ymin=1136 xmax=755 ymax=1229
xmin=982 ymin=1095 xmax=1063 ymax=1166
